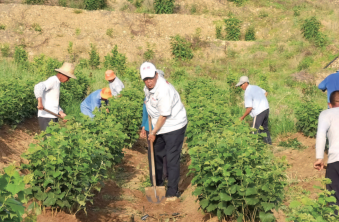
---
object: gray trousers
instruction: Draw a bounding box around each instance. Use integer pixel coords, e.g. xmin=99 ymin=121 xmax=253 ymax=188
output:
xmin=38 ymin=117 xmax=58 ymax=131
xmin=253 ymin=109 xmax=272 ymax=144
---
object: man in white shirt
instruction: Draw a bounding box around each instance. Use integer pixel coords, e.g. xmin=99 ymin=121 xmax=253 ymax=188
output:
xmin=34 ymin=62 xmax=77 ymax=131
xmin=140 ymin=62 xmax=187 ymax=201
xmin=105 ymin=70 xmax=124 ymax=96
xmin=236 ymin=76 xmax=272 ymax=144
xmin=314 ymin=90 xmax=339 ymax=208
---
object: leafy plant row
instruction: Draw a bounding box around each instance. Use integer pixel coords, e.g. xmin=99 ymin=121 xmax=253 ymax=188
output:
xmin=182 ymin=78 xmax=287 ymax=221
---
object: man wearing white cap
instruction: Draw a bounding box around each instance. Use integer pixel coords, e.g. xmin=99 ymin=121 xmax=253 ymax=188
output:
xmin=236 ymin=76 xmax=271 ymax=144
xmin=34 ymin=62 xmax=77 ymax=131
xmin=140 ymin=62 xmax=187 ymax=201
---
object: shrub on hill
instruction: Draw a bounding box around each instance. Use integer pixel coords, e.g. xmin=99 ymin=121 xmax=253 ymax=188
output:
xmin=301 ymin=16 xmax=328 ymax=48
xmin=228 ymin=0 xmax=247 ymax=6
xmin=84 ymin=0 xmax=106 ymax=10
xmin=245 ymin=26 xmax=256 ymax=41
xmin=25 ymin=0 xmax=45 ymax=5
xmin=14 ymin=46 xmax=28 ymax=66
xmin=224 ymin=17 xmax=242 ymax=41
xmin=104 ymin=45 xmax=127 ymax=76
xmin=170 ymin=35 xmax=193 ymax=61
xmin=88 ymin=43 xmax=100 ymax=69
xmin=154 ymin=0 xmax=175 ymax=14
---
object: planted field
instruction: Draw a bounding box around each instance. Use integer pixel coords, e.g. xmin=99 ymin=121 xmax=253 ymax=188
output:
xmin=1 ymin=0 xmax=339 ymax=221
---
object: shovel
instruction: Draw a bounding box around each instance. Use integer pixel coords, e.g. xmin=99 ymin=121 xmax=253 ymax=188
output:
xmin=43 ymin=108 xmax=67 ymax=122
xmin=145 ymin=115 xmax=166 ymax=203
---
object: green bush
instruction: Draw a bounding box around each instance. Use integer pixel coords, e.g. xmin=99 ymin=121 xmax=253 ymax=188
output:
xmin=228 ymin=0 xmax=246 ymax=6
xmin=1 ymin=44 xmax=10 ymax=57
xmin=14 ymin=46 xmax=28 ymax=65
xmin=88 ymin=43 xmax=100 ymax=69
xmin=215 ymin=25 xmax=223 ymax=40
xmin=170 ymin=35 xmax=193 ymax=61
xmin=58 ymin=0 xmax=67 ymax=7
xmin=298 ymin=57 xmax=314 ymax=71
xmin=171 ymin=68 xmax=188 ymax=81
xmin=245 ymin=26 xmax=256 ymax=41
xmin=278 ymin=138 xmax=307 ymax=150
xmin=0 ymin=24 xmax=5 ymax=30
xmin=0 ymin=165 xmax=32 ymax=222
xmin=287 ymin=178 xmax=339 ymax=221
xmin=84 ymin=0 xmax=106 ymax=10
xmin=295 ymin=100 xmax=323 ymax=137
xmin=314 ymin=32 xmax=329 ymax=48
xmin=154 ymin=0 xmax=175 ymax=14
xmin=25 ymin=0 xmax=45 ymax=4
xmin=224 ymin=17 xmax=242 ymax=41
xmin=301 ymin=16 xmax=321 ymax=40
xmin=104 ymin=45 xmax=127 ymax=76
xmin=144 ymin=43 xmax=155 ymax=61
xmin=106 ymin=28 xmax=113 ymax=38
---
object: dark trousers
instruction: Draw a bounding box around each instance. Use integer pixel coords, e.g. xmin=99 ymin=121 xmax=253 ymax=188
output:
xmin=38 ymin=117 xmax=58 ymax=131
xmin=254 ymin=109 xmax=272 ymax=144
xmin=148 ymin=125 xmax=187 ymax=197
xmin=326 ymin=161 xmax=339 ymax=214
xmin=146 ymin=131 xmax=167 ymax=180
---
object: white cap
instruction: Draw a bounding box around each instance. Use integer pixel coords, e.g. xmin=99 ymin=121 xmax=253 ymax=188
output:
xmin=140 ymin=62 xmax=156 ymax=80
xmin=236 ymin=76 xmax=249 ymax=87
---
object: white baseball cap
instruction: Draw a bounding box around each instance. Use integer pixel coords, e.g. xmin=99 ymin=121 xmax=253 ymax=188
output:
xmin=236 ymin=76 xmax=249 ymax=87
xmin=140 ymin=62 xmax=156 ymax=80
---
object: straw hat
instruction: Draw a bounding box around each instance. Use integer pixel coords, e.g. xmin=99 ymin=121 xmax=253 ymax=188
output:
xmin=105 ymin=70 xmax=116 ymax=81
xmin=101 ymin=88 xmax=112 ymax=100
xmin=55 ymin=62 xmax=77 ymax=79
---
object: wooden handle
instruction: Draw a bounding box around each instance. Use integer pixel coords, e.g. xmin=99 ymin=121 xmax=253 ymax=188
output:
xmin=148 ymin=115 xmax=156 ymax=189
xmin=43 ymin=108 xmax=63 ymax=119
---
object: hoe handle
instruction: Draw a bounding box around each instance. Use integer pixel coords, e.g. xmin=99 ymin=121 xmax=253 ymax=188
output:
xmin=43 ymin=108 xmax=63 ymax=119
xmin=148 ymin=115 xmax=157 ymax=196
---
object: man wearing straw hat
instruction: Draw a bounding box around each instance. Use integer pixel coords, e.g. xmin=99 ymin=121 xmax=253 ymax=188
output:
xmin=34 ymin=62 xmax=77 ymax=131
xmin=105 ymin=70 xmax=125 ymax=96
xmin=236 ymin=76 xmax=272 ymax=144
xmin=80 ymin=88 xmax=112 ymax=118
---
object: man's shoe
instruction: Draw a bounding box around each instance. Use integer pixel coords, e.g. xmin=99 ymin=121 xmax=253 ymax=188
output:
xmin=166 ymin=196 xmax=178 ymax=202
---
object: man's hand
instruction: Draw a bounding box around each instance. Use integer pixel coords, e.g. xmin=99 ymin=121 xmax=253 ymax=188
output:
xmin=37 ymin=98 xmax=44 ymax=110
xmin=139 ymin=127 xmax=146 ymax=139
xmin=59 ymin=112 xmax=67 ymax=118
xmin=148 ymin=132 xmax=156 ymax=143
xmin=239 ymin=116 xmax=245 ymax=121
xmin=314 ymin=159 xmax=324 ymax=171
xmin=106 ymin=108 xmax=109 ymax=113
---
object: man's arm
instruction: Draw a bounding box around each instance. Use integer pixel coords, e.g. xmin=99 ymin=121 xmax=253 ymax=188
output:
xmin=148 ymin=116 xmax=167 ymax=142
xmin=240 ymin=107 xmax=253 ymax=121
xmin=318 ymin=78 xmax=328 ymax=92
xmin=265 ymin=92 xmax=268 ymax=97
xmin=314 ymin=112 xmax=330 ymax=170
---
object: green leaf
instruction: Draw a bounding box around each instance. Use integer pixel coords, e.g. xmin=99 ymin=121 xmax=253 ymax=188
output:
xmin=261 ymin=202 xmax=275 ymax=212
xmin=245 ymin=187 xmax=257 ymax=196
xmin=43 ymin=196 xmax=57 ymax=206
xmin=259 ymin=212 xmax=275 ymax=222
xmin=245 ymin=198 xmax=259 ymax=205
xmin=220 ymin=193 xmax=232 ymax=201
xmin=223 ymin=205 xmax=235 ymax=215
xmin=206 ymin=203 xmax=218 ymax=212
xmin=200 ymin=199 xmax=209 ymax=209
xmin=289 ymin=200 xmax=301 ymax=209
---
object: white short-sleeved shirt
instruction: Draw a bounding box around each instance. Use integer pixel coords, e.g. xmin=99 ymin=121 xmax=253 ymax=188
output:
xmin=244 ymin=85 xmax=269 ymax=117
xmin=109 ymin=77 xmax=125 ymax=96
xmin=35 ymin=76 xmax=62 ymax=118
xmin=316 ymin=107 xmax=339 ymax=164
xmin=144 ymin=77 xmax=187 ymax=135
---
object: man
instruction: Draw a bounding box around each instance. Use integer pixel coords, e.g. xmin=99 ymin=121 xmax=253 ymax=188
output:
xmin=236 ymin=76 xmax=272 ymax=144
xmin=80 ymin=88 xmax=112 ymax=118
xmin=105 ymin=70 xmax=124 ymax=96
xmin=314 ymin=90 xmax=339 ymax=209
xmin=140 ymin=62 xmax=187 ymax=201
xmin=318 ymin=70 xmax=339 ymax=107
xmin=34 ymin=62 xmax=76 ymax=131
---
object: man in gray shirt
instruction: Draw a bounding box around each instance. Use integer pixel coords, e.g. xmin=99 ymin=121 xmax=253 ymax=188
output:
xmin=314 ymin=90 xmax=339 ymax=209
